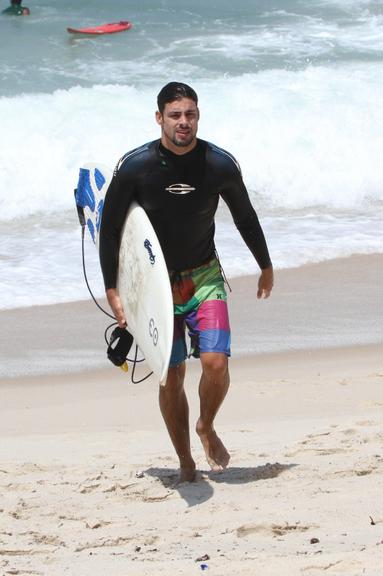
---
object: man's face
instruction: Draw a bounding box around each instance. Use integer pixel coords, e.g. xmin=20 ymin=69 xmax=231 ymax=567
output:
xmin=156 ymin=97 xmax=199 ymax=154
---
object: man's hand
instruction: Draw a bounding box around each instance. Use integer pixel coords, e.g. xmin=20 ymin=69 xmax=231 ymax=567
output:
xmin=106 ymin=288 xmax=127 ymax=328
xmin=257 ymin=266 xmax=274 ymax=299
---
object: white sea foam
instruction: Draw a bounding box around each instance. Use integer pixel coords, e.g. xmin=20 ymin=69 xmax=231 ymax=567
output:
xmin=0 ymin=63 xmax=382 ymax=223
xmin=169 ymin=14 xmax=383 ymax=62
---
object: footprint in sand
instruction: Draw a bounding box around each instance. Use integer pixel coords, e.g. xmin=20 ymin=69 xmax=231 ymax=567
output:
xmin=79 ymin=483 xmax=101 ymax=494
xmin=236 ymin=522 xmax=316 ymax=538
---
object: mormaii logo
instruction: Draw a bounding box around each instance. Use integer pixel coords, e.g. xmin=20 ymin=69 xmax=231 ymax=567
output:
xmin=165 ymin=183 xmax=195 ymax=195
xmin=144 ymin=239 xmax=156 ymax=265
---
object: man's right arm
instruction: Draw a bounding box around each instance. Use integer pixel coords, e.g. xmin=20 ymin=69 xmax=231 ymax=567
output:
xmin=99 ymin=171 xmax=134 ymax=326
xmin=106 ymin=288 xmax=127 ymax=328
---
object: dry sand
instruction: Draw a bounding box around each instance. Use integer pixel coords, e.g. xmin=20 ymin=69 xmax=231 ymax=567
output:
xmin=0 ymin=255 xmax=382 ymax=575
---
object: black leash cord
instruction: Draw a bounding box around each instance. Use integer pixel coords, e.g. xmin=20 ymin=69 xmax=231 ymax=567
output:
xmin=131 ymin=344 xmax=153 ymax=384
xmin=81 ymin=226 xmax=115 ymax=320
xmin=81 ymin=225 xmax=153 ymax=383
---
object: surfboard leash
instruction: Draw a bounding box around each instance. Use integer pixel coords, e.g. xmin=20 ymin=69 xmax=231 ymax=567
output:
xmin=104 ymin=323 xmax=153 ymax=384
xmin=75 ymin=192 xmax=153 ymax=383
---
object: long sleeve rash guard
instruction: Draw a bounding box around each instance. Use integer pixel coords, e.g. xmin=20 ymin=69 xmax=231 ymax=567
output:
xmin=99 ymin=138 xmax=272 ymax=290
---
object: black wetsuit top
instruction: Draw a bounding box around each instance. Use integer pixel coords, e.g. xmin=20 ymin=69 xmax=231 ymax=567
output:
xmin=99 ymin=138 xmax=272 ymax=290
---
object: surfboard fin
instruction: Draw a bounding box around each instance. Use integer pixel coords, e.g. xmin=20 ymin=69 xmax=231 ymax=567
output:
xmin=107 ymin=327 xmax=134 ymax=369
xmin=74 ymin=189 xmax=86 ymax=228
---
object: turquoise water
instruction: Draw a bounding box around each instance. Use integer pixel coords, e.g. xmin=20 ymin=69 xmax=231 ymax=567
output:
xmin=2 ymin=0 xmax=383 ymax=95
xmin=0 ymin=0 xmax=382 ymax=309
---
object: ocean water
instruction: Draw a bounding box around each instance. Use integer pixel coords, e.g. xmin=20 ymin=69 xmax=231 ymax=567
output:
xmin=1 ymin=0 xmax=382 ymax=310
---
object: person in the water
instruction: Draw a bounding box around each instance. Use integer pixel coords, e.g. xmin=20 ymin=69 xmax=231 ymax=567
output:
xmin=2 ymin=0 xmax=30 ymax=16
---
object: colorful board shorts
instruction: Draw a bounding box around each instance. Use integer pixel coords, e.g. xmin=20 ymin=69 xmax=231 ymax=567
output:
xmin=169 ymin=258 xmax=231 ymax=367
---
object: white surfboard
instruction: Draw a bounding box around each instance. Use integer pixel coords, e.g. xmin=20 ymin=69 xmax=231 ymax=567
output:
xmin=75 ymin=163 xmax=173 ymax=383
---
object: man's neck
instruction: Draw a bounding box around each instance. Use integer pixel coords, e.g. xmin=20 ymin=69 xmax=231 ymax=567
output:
xmin=160 ymin=137 xmax=198 ymax=156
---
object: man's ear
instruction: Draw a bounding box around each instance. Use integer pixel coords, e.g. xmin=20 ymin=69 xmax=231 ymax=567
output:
xmin=155 ymin=110 xmax=162 ymax=126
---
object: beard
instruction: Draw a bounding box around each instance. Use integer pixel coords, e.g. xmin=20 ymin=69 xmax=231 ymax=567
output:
xmin=160 ymin=124 xmax=198 ymax=152
xmin=172 ymin=135 xmax=194 ymax=147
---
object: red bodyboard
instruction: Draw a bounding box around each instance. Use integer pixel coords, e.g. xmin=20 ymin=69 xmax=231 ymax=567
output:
xmin=67 ymin=21 xmax=132 ymax=35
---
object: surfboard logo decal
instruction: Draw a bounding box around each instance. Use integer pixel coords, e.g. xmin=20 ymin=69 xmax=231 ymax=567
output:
xmin=165 ymin=183 xmax=195 ymax=195
xmin=144 ymin=239 xmax=156 ymax=265
xmin=149 ymin=318 xmax=158 ymax=346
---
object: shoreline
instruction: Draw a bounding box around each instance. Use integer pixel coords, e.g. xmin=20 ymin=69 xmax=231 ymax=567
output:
xmin=1 ymin=341 xmax=382 ymax=438
xmin=1 ymin=253 xmax=382 ymax=379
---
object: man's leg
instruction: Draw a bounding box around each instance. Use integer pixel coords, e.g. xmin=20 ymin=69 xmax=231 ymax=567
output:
xmin=159 ymin=362 xmax=196 ymax=482
xmin=196 ymin=352 xmax=230 ymax=471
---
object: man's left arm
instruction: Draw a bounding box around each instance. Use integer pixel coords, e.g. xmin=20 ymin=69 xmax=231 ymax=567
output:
xmin=234 ymin=211 xmax=274 ymax=299
xmin=220 ymin=164 xmax=274 ymax=298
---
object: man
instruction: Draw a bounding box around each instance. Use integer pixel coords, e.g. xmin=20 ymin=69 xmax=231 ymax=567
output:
xmin=2 ymin=0 xmax=30 ymax=15
xmin=100 ymin=82 xmax=273 ymax=482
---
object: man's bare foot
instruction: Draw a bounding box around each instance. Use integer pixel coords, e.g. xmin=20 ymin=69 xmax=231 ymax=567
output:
xmin=196 ymin=419 xmax=230 ymax=472
xmin=178 ymin=465 xmax=197 ymax=483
